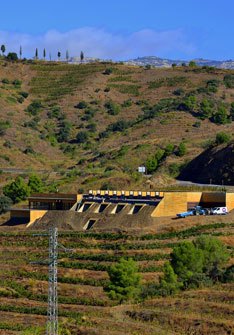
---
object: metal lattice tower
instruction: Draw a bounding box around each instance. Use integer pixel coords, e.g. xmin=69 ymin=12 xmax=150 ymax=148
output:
xmin=46 ymin=226 xmax=58 ymax=335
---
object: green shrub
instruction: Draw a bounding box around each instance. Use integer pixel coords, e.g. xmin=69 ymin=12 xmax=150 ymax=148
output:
xmin=193 ymin=121 xmax=201 ymax=128
xmin=105 ymin=258 xmax=142 ymax=303
xmin=173 ymin=88 xmax=185 ymax=96
xmin=215 ymin=132 xmax=231 ymax=145
xmin=230 ymin=102 xmax=234 ymax=121
xmin=23 ymin=146 xmax=35 ymax=155
xmin=168 ymin=163 xmax=181 ymax=177
xmin=25 ymin=100 xmax=42 ymax=116
xmin=86 ymin=122 xmax=97 ymax=132
xmin=3 ymin=176 xmax=30 ymax=203
xmin=23 ymin=119 xmax=38 ymax=129
xmin=213 ymin=105 xmax=228 ymax=124
xmin=47 ymin=106 xmax=62 ymax=119
xmin=199 ymin=99 xmax=214 ymax=119
xmin=104 ymin=101 xmax=120 ymax=115
xmin=76 ymin=130 xmax=89 ymax=143
xmin=159 ymin=262 xmax=182 ymax=295
xmin=74 ymin=101 xmax=88 ymax=109
xmin=19 ymin=91 xmax=29 ymax=98
xmin=206 ymin=79 xmax=220 ymax=93
xmin=6 ymin=52 xmax=18 ymax=61
xmin=171 ymin=241 xmax=204 ymax=286
xmin=164 ymin=143 xmax=175 ymax=156
xmin=12 ymin=79 xmax=22 ymax=87
xmin=178 ymin=95 xmax=197 ymax=112
xmin=17 ymin=96 xmax=24 ymax=103
xmin=176 ymin=142 xmax=187 ymax=157
xmin=189 ymin=60 xmax=197 ymax=67
xmin=146 ymin=156 xmax=158 ymax=174
xmin=223 ymin=265 xmax=234 ymax=282
xmin=0 ymin=196 xmax=13 ymax=214
xmin=224 ymin=74 xmax=234 ymax=88
xmin=122 ymin=99 xmax=132 ymax=107
xmin=194 ymin=235 xmax=229 ymax=280
xmin=107 ymin=120 xmax=130 ymax=132
xmin=81 ymin=108 xmax=96 ymax=121
xmin=0 ymin=120 xmax=11 ymax=136
xmin=103 ymin=68 xmax=113 ymax=75
xmin=28 ymin=174 xmax=44 ymax=193
xmin=2 ymin=78 xmax=9 ymax=84
xmin=56 ymin=120 xmax=72 ymax=142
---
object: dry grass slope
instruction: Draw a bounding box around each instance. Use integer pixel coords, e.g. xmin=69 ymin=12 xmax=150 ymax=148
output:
xmin=0 ymin=219 xmax=233 ymax=334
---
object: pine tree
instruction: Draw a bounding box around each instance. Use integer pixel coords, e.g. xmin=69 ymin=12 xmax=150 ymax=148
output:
xmin=1 ymin=44 xmax=6 ymax=56
xmin=35 ymin=48 xmax=38 ymax=60
xmin=80 ymin=51 xmax=84 ymax=62
xmin=19 ymin=46 xmax=22 ymax=59
xmin=43 ymin=48 xmax=46 ymax=60
xmin=105 ymin=258 xmax=142 ymax=303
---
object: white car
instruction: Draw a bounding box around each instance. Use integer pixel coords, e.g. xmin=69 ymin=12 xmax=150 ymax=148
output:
xmin=211 ymin=207 xmax=228 ymax=215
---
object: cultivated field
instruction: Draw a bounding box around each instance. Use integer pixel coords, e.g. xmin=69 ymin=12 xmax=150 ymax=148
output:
xmin=0 ymin=219 xmax=233 ymax=334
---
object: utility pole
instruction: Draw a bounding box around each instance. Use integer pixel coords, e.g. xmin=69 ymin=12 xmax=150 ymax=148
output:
xmin=47 ymin=226 xmax=58 ymax=335
xmin=32 ymin=226 xmax=72 ymax=335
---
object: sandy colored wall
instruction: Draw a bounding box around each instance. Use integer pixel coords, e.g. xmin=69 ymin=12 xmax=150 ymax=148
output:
xmin=226 ymin=193 xmax=234 ymax=211
xmin=30 ymin=210 xmax=47 ymax=223
xmin=152 ymin=192 xmax=202 ymax=217
xmin=152 ymin=192 xmax=187 ymax=217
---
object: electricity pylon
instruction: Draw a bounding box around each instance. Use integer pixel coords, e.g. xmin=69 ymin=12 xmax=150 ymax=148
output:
xmin=47 ymin=226 xmax=58 ymax=335
xmin=32 ymin=226 xmax=72 ymax=335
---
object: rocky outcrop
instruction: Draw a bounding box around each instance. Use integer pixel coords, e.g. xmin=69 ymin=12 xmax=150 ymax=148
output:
xmin=178 ymin=142 xmax=234 ymax=185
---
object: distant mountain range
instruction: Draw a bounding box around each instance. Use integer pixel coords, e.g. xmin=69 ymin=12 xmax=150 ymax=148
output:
xmin=69 ymin=55 xmax=234 ymax=69
xmin=123 ymin=56 xmax=234 ymax=69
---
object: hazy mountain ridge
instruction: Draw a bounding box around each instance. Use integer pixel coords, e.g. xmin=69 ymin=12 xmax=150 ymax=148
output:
xmin=69 ymin=55 xmax=234 ymax=69
xmin=124 ymin=56 xmax=234 ymax=69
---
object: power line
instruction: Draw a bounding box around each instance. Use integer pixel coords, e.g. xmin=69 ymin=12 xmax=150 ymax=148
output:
xmin=32 ymin=227 xmax=73 ymax=334
xmin=47 ymin=226 xmax=58 ymax=335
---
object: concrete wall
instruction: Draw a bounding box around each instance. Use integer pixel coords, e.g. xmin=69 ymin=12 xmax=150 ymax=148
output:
xmin=11 ymin=209 xmax=30 ymax=220
xmin=151 ymin=192 xmax=190 ymax=217
xmin=151 ymin=192 xmax=203 ymax=217
xmin=10 ymin=209 xmax=47 ymax=227
xmin=29 ymin=210 xmax=47 ymax=224
xmin=151 ymin=191 xmax=233 ymax=217
xmin=226 ymin=193 xmax=234 ymax=211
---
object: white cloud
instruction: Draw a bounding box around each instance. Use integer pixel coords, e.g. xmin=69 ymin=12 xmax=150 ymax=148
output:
xmin=0 ymin=27 xmax=196 ymax=60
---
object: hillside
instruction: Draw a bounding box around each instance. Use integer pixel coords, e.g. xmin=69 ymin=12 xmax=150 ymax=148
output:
xmin=0 ymin=58 xmax=234 ymax=193
xmin=0 ymin=222 xmax=233 ymax=335
xmin=178 ymin=142 xmax=234 ymax=185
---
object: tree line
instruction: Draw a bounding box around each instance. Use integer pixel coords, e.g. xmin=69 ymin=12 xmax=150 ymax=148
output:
xmin=105 ymin=235 xmax=233 ymax=303
xmin=0 ymin=44 xmax=85 ymax=62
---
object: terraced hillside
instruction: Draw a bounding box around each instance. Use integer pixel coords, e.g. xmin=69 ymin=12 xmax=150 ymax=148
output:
xmin=0 ymin=221 xmax=233 ymax=334
xmin=0 ymin=59 xmax=234 ymax=193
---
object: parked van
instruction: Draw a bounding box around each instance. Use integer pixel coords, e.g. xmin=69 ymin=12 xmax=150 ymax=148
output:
xmin=211 ymin=207 xmax=228 ymax=215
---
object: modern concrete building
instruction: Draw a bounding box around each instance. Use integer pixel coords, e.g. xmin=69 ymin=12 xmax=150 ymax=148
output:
xmin=8 ymin=189 xmax=234 ymax=230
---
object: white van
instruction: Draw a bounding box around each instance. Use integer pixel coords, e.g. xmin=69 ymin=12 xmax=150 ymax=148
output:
xmin=211 ymin=207 xmax=228 ymax=215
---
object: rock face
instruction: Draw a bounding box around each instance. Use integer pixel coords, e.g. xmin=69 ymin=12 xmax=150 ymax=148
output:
xmin=178 ymin=142 xmax=234 ymax=185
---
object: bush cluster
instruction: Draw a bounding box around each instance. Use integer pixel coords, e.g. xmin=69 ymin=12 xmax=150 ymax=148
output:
xmin=159 ymin=236 xmax=231 ymax=295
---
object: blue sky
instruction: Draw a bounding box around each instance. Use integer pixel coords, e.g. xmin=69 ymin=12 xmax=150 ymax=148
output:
xmin=0 ymin=0 xmax=233 ymax=60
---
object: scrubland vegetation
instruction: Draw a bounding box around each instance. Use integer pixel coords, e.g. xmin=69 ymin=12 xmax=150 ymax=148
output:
xmin=0 ymin=58 xmax=233 ymax=192
xmin=0 ymin=222 xmax=233 ymax=334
